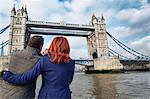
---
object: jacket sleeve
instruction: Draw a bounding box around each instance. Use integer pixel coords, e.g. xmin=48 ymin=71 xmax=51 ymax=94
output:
xmin=69 ymin=60 xmax=75 ymax=85
xmin=2 ymin=57 xmax=44 ymax=85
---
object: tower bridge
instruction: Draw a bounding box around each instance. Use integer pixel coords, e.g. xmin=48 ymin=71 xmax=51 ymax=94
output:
xmin=0 ymin=5 xmax=150 ymax=73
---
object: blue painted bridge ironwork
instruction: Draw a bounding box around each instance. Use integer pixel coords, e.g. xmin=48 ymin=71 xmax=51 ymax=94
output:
xmin=74 ymin=59 xmax=94 ymax=67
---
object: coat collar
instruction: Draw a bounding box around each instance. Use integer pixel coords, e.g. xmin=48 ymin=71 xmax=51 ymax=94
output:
xmin=26 ymin=46 xmax=42 ymax=56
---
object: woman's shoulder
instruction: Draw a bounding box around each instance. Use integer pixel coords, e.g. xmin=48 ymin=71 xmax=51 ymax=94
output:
xmin=69 ymin=59 xmax=75 ymax=66
xmin=40 ymin=55 xmax=49 ymax=59
xmin=37 ymin=55 xmax=50 ymax=63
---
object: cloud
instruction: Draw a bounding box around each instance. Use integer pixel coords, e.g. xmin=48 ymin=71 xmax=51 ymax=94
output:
xmin=18 ymin=0 xmax=62 ymax=20
xmin=110 ymin=26 xmax=145 ymax=39
xmin=111 ymin=1 xmax=150 ymax=42
xmin=116 ymin=4 xmax=150 ymax=26
xmin=70 ymin=0 xmax=94 ymax=13
xmin=128 ymin=35 xmax=150 ymax=55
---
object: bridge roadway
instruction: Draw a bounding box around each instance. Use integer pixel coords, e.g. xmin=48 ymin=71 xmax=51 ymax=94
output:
xmin=120 ymin=59 xmax=150 ymax=64
xmin=74 ymin=59 xmax=94 ymax=67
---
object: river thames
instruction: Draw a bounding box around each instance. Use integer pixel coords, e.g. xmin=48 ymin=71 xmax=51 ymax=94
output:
xmin=36 ymin=71 xmax=150 ymax=99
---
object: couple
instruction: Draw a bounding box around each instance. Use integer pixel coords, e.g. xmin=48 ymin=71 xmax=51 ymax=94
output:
xmin=1 ymin=36 xmax=75 ymax=99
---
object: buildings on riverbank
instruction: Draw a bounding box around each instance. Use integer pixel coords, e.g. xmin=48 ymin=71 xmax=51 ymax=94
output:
xmin=0 ymin=55 xmax=10 ymax=71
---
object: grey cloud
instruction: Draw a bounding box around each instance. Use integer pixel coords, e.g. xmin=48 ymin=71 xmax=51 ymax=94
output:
xmin=93 ymin=0 xmax=142 ymax=11
xmin=114 ymin=2 xmax=150 ymax=40
xmin=128 ymin=35 xmax=150 ymax=55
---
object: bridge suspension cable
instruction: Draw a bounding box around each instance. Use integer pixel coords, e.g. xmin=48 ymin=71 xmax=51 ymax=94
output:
xmin=108 ymin=34 xmax=140 ymax=58
xmin=109 ymin=48 xmax=129 ymax=59
xmin=109 ymin=49 xmax=116 ymax=56
xmin=106 ymin=32 xmax=150 ymax=59
xmin=0 ymin=41 xmax=8 ymax=49
xmin=0 ymin=25 xmax=9 ymax=34
xmin=0 ymin=40 xmax=9 ymax=47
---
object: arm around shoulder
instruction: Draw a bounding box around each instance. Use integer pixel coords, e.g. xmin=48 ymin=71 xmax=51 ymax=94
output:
xmin=2 ymin=57 xmax=45 ymax=85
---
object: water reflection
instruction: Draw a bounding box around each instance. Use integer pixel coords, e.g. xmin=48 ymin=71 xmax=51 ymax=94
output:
xmin=71 ymin=73 xmax=96 ymax=99
xmin=92 ymin=74 xmax=116 ymax=99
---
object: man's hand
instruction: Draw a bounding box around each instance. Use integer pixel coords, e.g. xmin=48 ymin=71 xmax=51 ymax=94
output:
xmin=0 ymin=68 xmax=8 ymax=78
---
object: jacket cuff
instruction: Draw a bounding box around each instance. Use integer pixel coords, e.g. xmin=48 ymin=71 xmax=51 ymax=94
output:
xmin=0 ymin=71 xmax=5 ymax=78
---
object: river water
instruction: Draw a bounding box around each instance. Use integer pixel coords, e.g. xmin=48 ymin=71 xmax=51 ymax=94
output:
xmin=36 ymin=71 xmax=150 ymax=99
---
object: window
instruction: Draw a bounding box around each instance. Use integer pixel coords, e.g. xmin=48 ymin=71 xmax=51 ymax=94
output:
xmin=17 ymin=13 xmax=20 ymax=16
xmin=16 ymin=18 xmax=21 ymax=24
xmin=16 ymin=39 xmax=18 ymax=43
xmin=93 ymin=52 xmax=98 ymax=59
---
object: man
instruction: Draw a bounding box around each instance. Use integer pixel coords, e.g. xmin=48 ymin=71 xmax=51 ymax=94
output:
xmin=0 ymin=36 xmax=44 ymax=99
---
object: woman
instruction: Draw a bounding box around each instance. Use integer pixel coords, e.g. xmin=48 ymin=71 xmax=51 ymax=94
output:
xmin=2 ymin=37 xmax=75 ymax=99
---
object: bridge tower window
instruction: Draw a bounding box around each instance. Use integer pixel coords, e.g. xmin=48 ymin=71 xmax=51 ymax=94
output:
xmin=93 ymin=52 xmax=98 ymax=59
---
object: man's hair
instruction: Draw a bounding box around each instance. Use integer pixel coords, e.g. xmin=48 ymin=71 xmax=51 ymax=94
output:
xmin=28 ymin=36 xmax=44 ymax=50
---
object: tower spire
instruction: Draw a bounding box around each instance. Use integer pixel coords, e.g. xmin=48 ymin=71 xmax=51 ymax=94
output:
xmin=101 ymin=14 xmax=105 ymax=20
xmin=11 ymin=4 xmax=16 ymax=16
xmin=24 ymin=5 xmax=27 ymax=14
xmin=21 ymin=6 xmax=24 ymax=14
xmin=92 ymin=13 xmax=97 ymax=21
xmin=91 ymin=13 xmax=98 ymax=25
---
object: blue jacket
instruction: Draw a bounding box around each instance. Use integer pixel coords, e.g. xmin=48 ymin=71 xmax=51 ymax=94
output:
xmin=3 ymin=55 xmax=75 ymax=99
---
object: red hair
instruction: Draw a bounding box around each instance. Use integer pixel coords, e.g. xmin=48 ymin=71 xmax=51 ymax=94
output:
xmin=48 ymin=37 xmax=71 ymax=64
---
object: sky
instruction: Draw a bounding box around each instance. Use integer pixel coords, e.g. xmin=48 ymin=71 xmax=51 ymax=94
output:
xmin=0 ymin=0 xmax=150 ymax=59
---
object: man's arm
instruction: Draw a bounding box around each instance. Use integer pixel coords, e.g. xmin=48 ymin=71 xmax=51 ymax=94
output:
xmin=2 ymin=57 xmax=44 ymax=85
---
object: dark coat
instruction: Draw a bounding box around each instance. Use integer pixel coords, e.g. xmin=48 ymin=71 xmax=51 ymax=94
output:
xmin=0 ymin=46 xmax=41 ymax=99
xmin=3 ymin=55 xmax=75 ymax=99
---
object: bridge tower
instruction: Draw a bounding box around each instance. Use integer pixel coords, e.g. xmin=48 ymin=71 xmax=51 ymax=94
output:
xmin=8 ymin=5 xmax=28 ymax=54
xmin=87 ymin=14 xmax=109 ymax=59
xmin=87 ymin=14 xmax=123 ymax=71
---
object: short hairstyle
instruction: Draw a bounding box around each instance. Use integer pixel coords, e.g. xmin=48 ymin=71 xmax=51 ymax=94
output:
xmin=28 ymin=36 xmax=44 ymax=49
xmin=48 ymin=37 xmax=71 ymax=64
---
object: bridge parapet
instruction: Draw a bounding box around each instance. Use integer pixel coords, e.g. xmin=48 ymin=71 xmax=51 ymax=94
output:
xmin=27 ymin=20 xmax=44 ymax=24
xmin=81 ymin=24 xmax=93 ymax=28
xmin=46 ymin=21 xmax=61 ymax=25
xmin=65 ymin=23 xmax=79 ymax=27
xmin=120 ymin=59 xmax=150 ymax=64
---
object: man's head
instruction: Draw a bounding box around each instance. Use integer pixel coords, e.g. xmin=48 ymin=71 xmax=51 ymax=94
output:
xmin=28 ymin=36 xmax=44 ymax=51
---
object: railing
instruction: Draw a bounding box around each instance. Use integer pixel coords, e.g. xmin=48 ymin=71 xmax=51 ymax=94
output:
xmin=27 ymin=20 xmax=44 ymax=23
xmin=81 ymin=24 xmax=93 ymax=27
xmin=46 ymin=22 xmax=61 ymax=25
xmin=120 ymin=59 xmax=150 ymax=64
xmin=75 ymin=59 xmax=94 ymax=67
xmin=66 ymin=23 xmax=79 ymax=27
